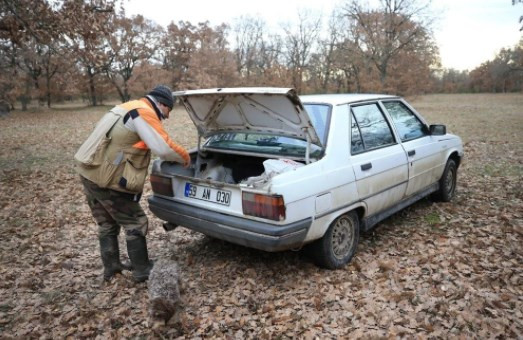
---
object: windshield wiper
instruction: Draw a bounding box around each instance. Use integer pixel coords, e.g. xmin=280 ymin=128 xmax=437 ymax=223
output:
xmin=256 ymin=140 xmax=281 ymax=146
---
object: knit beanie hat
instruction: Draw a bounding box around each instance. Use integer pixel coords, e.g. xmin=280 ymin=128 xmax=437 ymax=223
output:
xmin=148 ymin=85 xmax=174 ymax=109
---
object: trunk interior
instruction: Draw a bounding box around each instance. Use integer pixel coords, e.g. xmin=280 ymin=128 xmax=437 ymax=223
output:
xmin=159 ymin=151 xmax=270 ymax=185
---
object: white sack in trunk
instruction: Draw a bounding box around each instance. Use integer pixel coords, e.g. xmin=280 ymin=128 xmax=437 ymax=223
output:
xmin=263 ymin=159 xmax=304 ymax=176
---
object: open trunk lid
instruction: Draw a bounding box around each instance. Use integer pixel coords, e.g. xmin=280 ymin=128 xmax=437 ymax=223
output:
xmin=174 ymin=87 xmax=322 ymax=146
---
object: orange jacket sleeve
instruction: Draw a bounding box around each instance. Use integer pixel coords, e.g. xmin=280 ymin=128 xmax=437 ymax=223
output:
xmin=132 ymin=107 xmax=190 ymax=165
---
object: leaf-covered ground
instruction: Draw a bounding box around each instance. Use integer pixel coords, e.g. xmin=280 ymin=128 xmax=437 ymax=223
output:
xmin=0 ymin=94 xmax=521 ymax=339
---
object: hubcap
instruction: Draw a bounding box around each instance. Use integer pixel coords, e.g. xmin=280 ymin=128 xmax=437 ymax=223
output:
xmin=445 ymin=167 xmax=455 ymax=195
xmin=332 ymin=216 xmax=355 ymax=259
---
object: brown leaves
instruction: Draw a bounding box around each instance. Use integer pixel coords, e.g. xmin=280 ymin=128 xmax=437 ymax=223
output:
xmin=0 ymin=94 xmax=522 ymax=338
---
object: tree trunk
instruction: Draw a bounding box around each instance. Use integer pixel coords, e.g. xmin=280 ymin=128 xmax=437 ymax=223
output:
xmin=46 ymin=77 xmax=51 ymax=108
xmin=88 ymin=67 xmax=97 ymax=106
xmin=379 ymin=69 xmax=387 ymax=90
xmin=115 ymin=83 xmax=125 ymax=103
xmin=106 ymin=71 xmax=127 ymax=103
xmin=33 ymin=76 xmax=39 ymax=90
xmin=21 ymin=98 xmax=28 ymax=111
xmin=21 ymin=78 xmax=31 ymax=111
xmin=123 ymin=81 xmax=130 ymax=102
xmin=294 ymin=67 xmax=303 ymax=94
xmin=322 ymin=42 xmax=335 ymax=91
xmin=351 ymin=65 xmax=362 ymax=93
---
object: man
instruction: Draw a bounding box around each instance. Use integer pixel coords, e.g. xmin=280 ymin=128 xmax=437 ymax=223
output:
xmin=75 ymin=85 xmax=190 ymax=282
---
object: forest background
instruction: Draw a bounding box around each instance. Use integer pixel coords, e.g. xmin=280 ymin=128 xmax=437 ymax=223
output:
xmin=1 ymin=0 xmax=522 ymax=111
xmin=1 ymin=1 xmax=522 ymax=337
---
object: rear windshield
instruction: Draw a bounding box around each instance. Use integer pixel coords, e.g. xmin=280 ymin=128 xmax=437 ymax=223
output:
xmin=203 ymin=104 xmax=330 ymax=158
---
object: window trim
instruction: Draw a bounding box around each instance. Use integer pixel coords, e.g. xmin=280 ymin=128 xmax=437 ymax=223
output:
xmin=350 ymin=111 xmax=365 ymax=154
xmin=349 ymin=102 xmax=398 ymax=155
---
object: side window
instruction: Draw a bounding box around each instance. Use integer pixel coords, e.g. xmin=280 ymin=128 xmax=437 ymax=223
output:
xmin=382 ymin=101 xmax=427 ymax=141
xmin=304 ymin=104 xmax=330 ymax=145
xmin=351 ymin=103 xmax=395 ymax=154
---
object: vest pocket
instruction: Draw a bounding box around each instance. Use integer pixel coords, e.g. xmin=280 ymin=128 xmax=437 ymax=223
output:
xmin=119 ymin=159 xmax=148 ymax=192
xmin=75 ymin=136 xmax=112 ymax=166
xmin=74 ymin=112 xmax=120 ymax=166
xmin=90 ymin=160 xmax=119 ymax=188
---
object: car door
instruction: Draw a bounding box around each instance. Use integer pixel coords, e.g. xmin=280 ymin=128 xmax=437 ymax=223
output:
xmin=350 ymin=103 xmax=409 ymax=217
xmin=381 ymin=100 xmax=443 ymax=197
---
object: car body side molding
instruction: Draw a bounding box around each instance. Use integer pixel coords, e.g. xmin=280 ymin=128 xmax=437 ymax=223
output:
xmin=361 ymin=182 xmax=439 ymax=232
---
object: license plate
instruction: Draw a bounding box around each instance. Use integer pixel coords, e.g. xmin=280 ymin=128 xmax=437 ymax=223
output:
xmin=184 ymin=182 xmax=232 ymax=206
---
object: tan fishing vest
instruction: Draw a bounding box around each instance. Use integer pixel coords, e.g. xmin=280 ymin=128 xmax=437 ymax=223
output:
xmin=75 ymin=100 xmax=152 ymax=194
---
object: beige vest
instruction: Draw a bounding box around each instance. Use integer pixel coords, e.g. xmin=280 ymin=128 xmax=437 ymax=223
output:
xmin=76 ymin=101 xmax=152 ymax=194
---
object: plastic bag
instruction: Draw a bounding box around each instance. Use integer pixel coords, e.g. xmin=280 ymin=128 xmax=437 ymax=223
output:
xmin=262 ymin=159 xmax=304 ymax=176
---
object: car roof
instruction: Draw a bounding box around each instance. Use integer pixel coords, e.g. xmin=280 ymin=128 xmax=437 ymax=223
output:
xmin=299 ymin=93 xmax=399 ymax=105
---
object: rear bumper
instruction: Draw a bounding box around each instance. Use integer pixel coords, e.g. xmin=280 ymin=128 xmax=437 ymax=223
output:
xmin=148 ymin=196 xmax=311 ymax=252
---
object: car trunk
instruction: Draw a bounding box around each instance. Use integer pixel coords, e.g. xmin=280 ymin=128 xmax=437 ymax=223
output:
xmin=151 ymin=148 xmax=308 ymax=219
xmin=150 ymin=88 xmax=319 ymax=218
xmin=158 ymin=151 xmax=269 ymax=185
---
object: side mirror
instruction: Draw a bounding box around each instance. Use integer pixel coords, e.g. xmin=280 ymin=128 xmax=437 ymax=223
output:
xmin=430 ymin=124 xmax=446 ymax=136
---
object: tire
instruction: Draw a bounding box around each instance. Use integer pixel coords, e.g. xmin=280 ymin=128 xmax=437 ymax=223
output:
xmin=311 ymin=211 xmax=360 ymax=269
xmin=432 ymin=159 xmax=457 ymax=202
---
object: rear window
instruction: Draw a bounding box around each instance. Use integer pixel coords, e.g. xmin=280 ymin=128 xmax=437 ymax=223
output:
xmin=204 ymin=133 xmax=323 ymax=158
xmin=204 ymin=104 xmax=330 ymax=159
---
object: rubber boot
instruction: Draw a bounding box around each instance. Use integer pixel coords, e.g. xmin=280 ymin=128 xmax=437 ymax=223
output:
xmin=99 ymin=235 xmax=132 ymax=281
xmin=126 ymin=236 xmax=154 ymax=282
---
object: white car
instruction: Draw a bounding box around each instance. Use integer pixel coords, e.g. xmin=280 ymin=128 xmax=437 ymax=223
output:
xmin=148 ymin=88 xmax=463 ymax=269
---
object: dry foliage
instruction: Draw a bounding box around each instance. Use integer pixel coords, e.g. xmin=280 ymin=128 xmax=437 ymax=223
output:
xmin=0 ymin=93 xmax=522 ymax=338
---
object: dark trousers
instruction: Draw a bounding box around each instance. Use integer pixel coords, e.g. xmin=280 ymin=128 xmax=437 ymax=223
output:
xmin=81 ymin=176 xmax=148 ymax=240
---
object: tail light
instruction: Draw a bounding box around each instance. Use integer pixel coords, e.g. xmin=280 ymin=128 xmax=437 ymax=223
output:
xmin=150 ymin=175 xmax=174 ymax=197
xmin=242 ymin=192 xmax=285 ymax=221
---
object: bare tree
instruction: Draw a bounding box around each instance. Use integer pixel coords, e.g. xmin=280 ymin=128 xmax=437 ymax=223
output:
xmin=232 ymin=15 xmax=266 ymax=82
xmin=0 ymin=0 xmax=59 ymax=109
xmin=187 ymin=22 xmax=239 ymax=88
xmin=105 ymin=14 xmax=162 ymax=102
xmin=41 ymin=41 xmax=68 ymax=107
xmin=0 ymin=0 xmax=60 ymax=45
xmin=316 ymin=10 xmax=347 ymax=92
xmin=335 ymin=39 xmax=367 ymax=93
xmin=161 ymin=21 xmax=198 ymax=89
xmin=0 ymin=36 xmax=19 ymax=108
xmin=342 ymin=0 xmax=434 ymax=89
xmin=259 ymin=34 xmax=283 ymax=71
xmin=0 ymin=0 xmax=117 ymax=108
xmin=161 ymin=21 xmax=239 ymax=89
xmin=468 ymin=39 xmax=522 ymax=93
xmin=282 ymin=10 xmax=322 ymax=93
xmin=61 ymin=1 xmax=116 ymax=106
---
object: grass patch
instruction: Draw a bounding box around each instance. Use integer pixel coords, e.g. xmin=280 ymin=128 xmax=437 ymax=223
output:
xmin=424 ymin=212 xmax=440 ymax=225
xmin=482 ymin=164 xmax=522 ymax=177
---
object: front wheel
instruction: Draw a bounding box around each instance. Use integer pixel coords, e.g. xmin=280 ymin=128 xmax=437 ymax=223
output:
xmin=432 ymin=159 xmax=457 ymax=202
xmin=311 ymin=211 xmax=360 ymax=269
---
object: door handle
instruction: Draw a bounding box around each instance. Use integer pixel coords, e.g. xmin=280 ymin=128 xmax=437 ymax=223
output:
xmin=408 ymin=150 xmax=416 ymax=157
xmin=361 ymin=163 xmax=372 ymax=171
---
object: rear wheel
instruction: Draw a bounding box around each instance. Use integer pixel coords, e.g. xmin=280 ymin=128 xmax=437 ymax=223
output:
xmin=311 ymin=211 xmax=359 ymax=269
xmin=432 ymin=159 xmax=457 ymax=202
